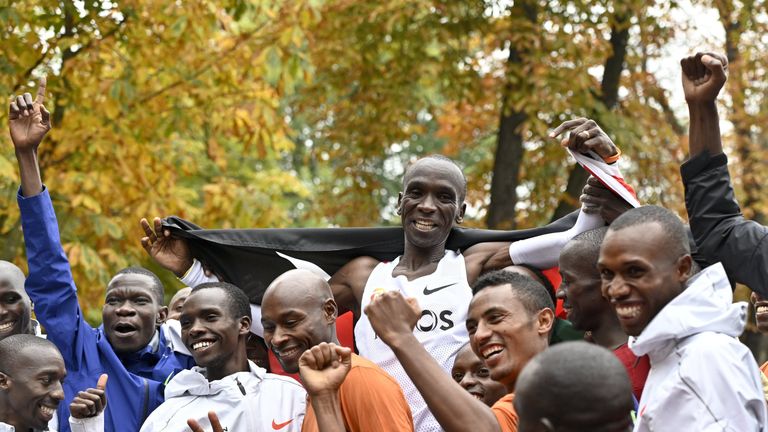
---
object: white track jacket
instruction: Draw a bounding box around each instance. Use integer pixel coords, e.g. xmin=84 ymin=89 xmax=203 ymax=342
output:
xmin=630 ymin=263 xmax=768 ymax=432
xmin=140 ymin=361 xmax=306 ymax=432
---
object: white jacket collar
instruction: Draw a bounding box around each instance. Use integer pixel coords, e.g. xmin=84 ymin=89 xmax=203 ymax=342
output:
xmin=165 ymin=360 xmax=267 ymax=398
xmin=629 ymin=263 xmax=746 ymax=361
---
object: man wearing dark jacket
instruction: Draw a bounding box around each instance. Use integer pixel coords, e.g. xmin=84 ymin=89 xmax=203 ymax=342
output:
xmin=680 ymin=52 xmax=768 ymax=294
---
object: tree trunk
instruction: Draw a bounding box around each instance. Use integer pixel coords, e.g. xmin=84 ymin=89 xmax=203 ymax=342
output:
xmin=550 ymin=13 xmax=630 ymax=222
xmin=486 ymin=0 xmax=537 ymax=229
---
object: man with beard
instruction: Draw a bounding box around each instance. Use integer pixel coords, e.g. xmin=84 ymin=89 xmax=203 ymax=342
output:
xmin=141 ymin=282 xmax=306 ymax=431
xmin=599 ymin=205 xmax=767 ymax=431
xmin=557 ymin=227 xmax=649 ymax=399
xmin=261 ymin=269 xmax=413 ymax=432
xmin=0 ymin=335 xmax=66 ymax=432
xmin=9 ymin=78 xmax=193 ymax=432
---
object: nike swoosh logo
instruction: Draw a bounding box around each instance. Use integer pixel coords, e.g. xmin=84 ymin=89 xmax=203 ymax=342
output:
xmin=423 ymin=282 xmax=457 ymax=295
xmin=272 ymin=419 xmax=293 ymax=430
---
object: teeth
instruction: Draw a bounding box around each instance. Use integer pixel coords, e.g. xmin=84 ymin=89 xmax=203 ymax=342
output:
xmin=757 ymin=306 xmax=768 ymax=314
xmin=616 ymin=305 xmax=641 ymax=319
xmin=0 ymin=322 xmax=13 ymax=331
xmin=415 ymin=221 xmax=435 ymax=231
xmin=192 ymin=341 xmax=214 ymax=351
xmin=481 ymin=345 xmax=503 ymax=359
xmin=40 ymin=405 xmax=55 ymax=416
xmin=278 ymin=347 xmax=300 ymax=358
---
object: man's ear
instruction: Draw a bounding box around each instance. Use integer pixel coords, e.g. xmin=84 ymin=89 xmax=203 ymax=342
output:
xmin=323 ymin=298 xmax=338 ymax=324
xmin=396 ymin=192 xmax=404 ymax=215
xmin=456 ymin=202 xmax=467 ymax=224
xmin=536 ymin=308 xmax=555 ymax=337
xmin=676 ymin=254 xmax=694 ymax=284
xmin=0 ymin=371 xmax=10 ymax=390
xmin=156 ymin=305 xmax=168 ymax=326
xmin=239 ymin=316 xmax=252 ymax=336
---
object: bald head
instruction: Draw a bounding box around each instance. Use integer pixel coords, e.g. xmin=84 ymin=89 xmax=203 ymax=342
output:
xmin=261 ymin=269 xmax=338 ymax=373
xmin=403 ymin=155 xmax=467 ymax=203
xmin=264 ymin=269 xmax=334 ymax=306
xmin=514 ymin=342 xmax=633 ymax=432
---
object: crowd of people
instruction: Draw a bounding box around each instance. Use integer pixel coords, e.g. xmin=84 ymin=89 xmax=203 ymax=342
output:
xmin=1 ymin=50 xmax=766 ymax=432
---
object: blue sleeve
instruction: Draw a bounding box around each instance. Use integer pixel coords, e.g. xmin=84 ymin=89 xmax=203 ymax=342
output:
xmin=17 ymin=187 xmax=95 ymax=368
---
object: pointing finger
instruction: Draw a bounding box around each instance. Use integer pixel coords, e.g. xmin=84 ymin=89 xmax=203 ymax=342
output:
xmin=35 ymin=76 xmax=47 ymax=104
xmin=549 ymin=118 xmax=588 ymax=138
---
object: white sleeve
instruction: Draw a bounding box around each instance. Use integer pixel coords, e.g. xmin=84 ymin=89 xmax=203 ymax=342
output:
xmin=508 ymin=209 xmax=604 ymax=269
xmin=180 ymin=259 xmax=220 ymax=287
xmin=68 ymin=412 xmax=104 ymax=432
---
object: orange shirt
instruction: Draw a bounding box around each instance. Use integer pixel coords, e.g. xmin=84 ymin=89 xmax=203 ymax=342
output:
xmin=492 ymin=393 xmax=518 ymax=432
xmin=302 ymin=354 xmax=414 ymax=432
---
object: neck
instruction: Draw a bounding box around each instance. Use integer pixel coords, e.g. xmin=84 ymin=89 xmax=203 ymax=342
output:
xmin=590 ymin=313 xmax=629 ymax=349
xmin=206 ymin=347 xmax=250 ymax=381
xmin=399 ymin=240 xmax=446 ymax=274
xmin=0 ymin=410 xmax=27 ymax=432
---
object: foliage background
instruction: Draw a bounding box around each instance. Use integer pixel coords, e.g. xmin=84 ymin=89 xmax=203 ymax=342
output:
xmin=1 ymin=1 xmax=765 ymax=334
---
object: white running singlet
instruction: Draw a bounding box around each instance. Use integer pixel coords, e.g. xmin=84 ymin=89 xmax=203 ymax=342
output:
xmin=355 ymin=250 xmax=472 ymax=432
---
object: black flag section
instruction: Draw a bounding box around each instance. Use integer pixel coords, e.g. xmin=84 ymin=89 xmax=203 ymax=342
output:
xmin=163 ymin=211 xmax=579 ymax=304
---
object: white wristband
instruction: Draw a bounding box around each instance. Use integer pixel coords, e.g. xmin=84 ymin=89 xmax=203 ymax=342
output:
xmin=180 ymin=259 xmax=220 ymax=287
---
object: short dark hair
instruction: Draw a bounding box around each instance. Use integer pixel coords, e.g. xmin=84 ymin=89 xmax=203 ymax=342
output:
xmin=566 ymin=227 xmax=609 ymax=267
xmin=473 ymin=270 xmax=554 ymax=315
xmin=608 ymin=205 xmax=689 ymax=258
xmin=112 ymin=267 xmax=165 ymax=304
xmin=515 ymin=341 xmax=633 ymax=426
xmin=512 ymin=263 xmax=556 ymax=306
xmin=191 ymin=282 xmax=251 ymax=321
xmin=0 ymin=334 xmax=60 ymax=373
xmin=403 ymin=154 xmax=468 ymax=202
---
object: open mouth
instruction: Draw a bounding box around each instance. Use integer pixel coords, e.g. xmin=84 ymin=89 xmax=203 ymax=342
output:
xmin=756 ymin=304 xmax=768 ymax=316
xmin=274 ymin=345 xmax=302 ymax=362
xmin=414 ymin=219 xmax=437 ymax=232
xmin=614 ymin=304 xmax=642 ymax=320
xmin=480 ymin=344 xmax=504 ymax=367
xmin=113 ymin=322 xmax=138 ymax=336
xmin=0 ymin=321 xmax=15 ymax=333
xmin=39 ymin=403 xmax=57 ymax=420
xmin=191 ymin=339 xmax=217 ymax=352
xmin=467 ymin=390 xmax=484 ymax=401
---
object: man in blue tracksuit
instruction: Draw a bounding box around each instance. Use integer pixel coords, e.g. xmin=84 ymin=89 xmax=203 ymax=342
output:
xmin=9 ymin=79 xmax=195 ymax=431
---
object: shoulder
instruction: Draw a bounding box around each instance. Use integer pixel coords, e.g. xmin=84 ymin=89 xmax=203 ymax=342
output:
xmin=491 ymin=393 xmax=518 ymax=429
xmin=339 ymin=355 xmax=407 ymax=399
xmin=677 ymin=332 xmax=760 ymax=383
xmin=261 ymin=373 xmax=306 ymax=394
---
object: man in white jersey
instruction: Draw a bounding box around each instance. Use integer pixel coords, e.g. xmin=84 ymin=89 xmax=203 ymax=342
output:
xmin=143 ymin=130 xmax=625 ymax=431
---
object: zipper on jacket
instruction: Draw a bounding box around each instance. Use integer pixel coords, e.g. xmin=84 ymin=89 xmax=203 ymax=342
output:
xmin=235 ymin=377 xmax=246 ymax=395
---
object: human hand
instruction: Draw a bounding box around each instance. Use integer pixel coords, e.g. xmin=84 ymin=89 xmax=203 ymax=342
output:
xmin=9 ymin=77 xmax=50 ymax=153
xmin=187 ymin=411 xmax=224 ymax=432
xmin=549 ymin=118 xmax=619 ymax=160
xmin=69 ymin=374 xmax=107 ymax=419
xmin=681 ymin=52 xmax=728 ymax=105
xmin=363 ymin=291 xmax=421 ymax=348
xmin=580 ymin=176 xmax=633 ymax=224
xmin=140 ymin=217 xmax=193 ymax=277
xmin=298 ymin=342 xmax=352 ymax=396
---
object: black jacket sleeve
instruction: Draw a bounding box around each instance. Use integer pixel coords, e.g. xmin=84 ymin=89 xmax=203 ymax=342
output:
xmin=681 ymin=151 xmax=768 ymax=294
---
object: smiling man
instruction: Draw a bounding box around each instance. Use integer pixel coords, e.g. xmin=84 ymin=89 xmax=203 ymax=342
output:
xmin=261 ymin=269 xmax=413 ymax=432
xmin=9 ymin=79 xmax=192 ymax=431
xmin=140 ymin=282 xmax=306 ymax=432
xmin=450 ymin=343 xmax=506 ymax=407
xmin=599 ymin=205 xmax=767 ymax=431
xmin=0 ymin=335 xmax=66 ymax=432
xmin=557 ymin=227 xmax=649 ymax=400
xmin=362 ymin=270 xmax=555 ymax=432
xmin=0 ymin=261 xmax=33 ymax=341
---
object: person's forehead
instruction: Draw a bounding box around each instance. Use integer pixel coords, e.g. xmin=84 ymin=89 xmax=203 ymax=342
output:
xmin=602 ymin=223 xmax=667 ymax=263
xmin=469 ymin=285 xmax=526 ymax=317
xmin=107 ymin=273 xmax=156 ymax=293
xmin=184 ymin=288 xmax=229 ymax=311
xmin=0 ymin=279 xmax=26 ymax=296
xmin=15 ymin=346 xmax=65 ymax=374
xmin=404 ymin=159 xmax=464 ymax=188
xmin=454 ymin=345 xmax=481 ymax=368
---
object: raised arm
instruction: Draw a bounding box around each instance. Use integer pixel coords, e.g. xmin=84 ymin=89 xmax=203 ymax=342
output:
xmin=680 ymin=52 xmax=768 ymax=292
xmin=327 ymin=256 xmax=378 ymax=319
xmin=10 ymin=78 xmax=92 ymax=362
xmin=364 ymin=292 xmax=501 ymax=432
xmin=298 ymin=343 xmax=352 ymax=432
